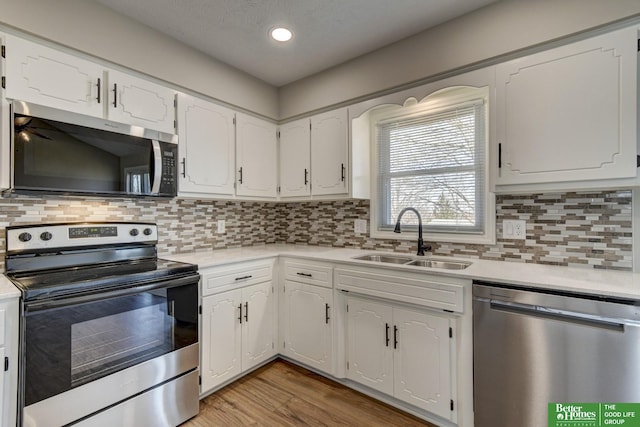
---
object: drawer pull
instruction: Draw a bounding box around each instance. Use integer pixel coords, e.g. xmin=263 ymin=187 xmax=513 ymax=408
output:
xmin=296 ymin=272 xmax=313 ymax=278
xmin=235 ymin=275 xmax=253 ymax=281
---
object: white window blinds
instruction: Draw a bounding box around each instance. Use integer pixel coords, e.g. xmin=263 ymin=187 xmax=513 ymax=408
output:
xmin=376 ymin=99 xmax=486 ymax=234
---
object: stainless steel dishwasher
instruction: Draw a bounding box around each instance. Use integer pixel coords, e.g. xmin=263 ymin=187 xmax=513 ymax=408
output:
xmin=473 ymin=281 xmax=640 ymax=427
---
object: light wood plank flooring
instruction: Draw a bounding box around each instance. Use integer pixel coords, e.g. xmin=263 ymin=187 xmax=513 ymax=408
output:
xmin=181 ymin=359 xmax=436 ymax=426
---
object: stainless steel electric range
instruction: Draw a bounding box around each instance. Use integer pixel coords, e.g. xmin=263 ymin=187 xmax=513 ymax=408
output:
xmin=4 ymin=222 xmax=200 ymax=427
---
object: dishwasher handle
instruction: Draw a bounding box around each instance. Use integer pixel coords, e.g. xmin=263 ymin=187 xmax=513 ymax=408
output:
xmin=489 ymin=299 xmax=626 ymax=332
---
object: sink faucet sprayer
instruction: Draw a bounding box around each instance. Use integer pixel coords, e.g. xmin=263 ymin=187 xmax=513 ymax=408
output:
xmin=393 ymin=207 xmax=432 ymax=256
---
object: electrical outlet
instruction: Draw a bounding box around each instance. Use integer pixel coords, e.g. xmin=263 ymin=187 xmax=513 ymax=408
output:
xmin=354 ymin=219 xmax=367 ymax=234
xmin=217 ymin=219 xmax=226 ymax=234
xmin=503 ymin=219 xmax=526 ymax=240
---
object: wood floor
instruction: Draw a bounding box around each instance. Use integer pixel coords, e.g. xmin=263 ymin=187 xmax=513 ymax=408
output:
xmin=181 ymin=359 xmax=436 ymax=426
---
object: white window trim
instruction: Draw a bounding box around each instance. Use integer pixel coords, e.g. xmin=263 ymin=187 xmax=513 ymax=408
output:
xmin=369 ymin=86 xmax=496 ymax=245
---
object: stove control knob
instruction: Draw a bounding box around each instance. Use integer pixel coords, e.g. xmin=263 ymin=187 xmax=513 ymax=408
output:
xmin=143 ymin=228 xmax=153 ymax=236
xmin=129 ymin=228 xmax=139 ymax=237
xmin=18 ymin=232 xmax=32 ymax=242
xmin=40 ymin=232 xmax=52 ymax=241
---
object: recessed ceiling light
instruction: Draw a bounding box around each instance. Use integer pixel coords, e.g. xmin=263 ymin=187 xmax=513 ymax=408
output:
xmin=270 ymin=27 xmax=293 ymax=42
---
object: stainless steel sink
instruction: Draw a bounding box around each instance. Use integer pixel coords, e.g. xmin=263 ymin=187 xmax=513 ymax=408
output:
xmin=353 ymin=254 xmax=413 ymax=264
xmin=352 ymin=254 xmax=471 ymax=270
xmin=406 ymin=259 xmax=471 ymax=270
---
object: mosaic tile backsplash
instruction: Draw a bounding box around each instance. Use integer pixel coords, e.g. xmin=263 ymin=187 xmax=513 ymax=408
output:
xmin=0 ymin=190 xmax=632 ymax=271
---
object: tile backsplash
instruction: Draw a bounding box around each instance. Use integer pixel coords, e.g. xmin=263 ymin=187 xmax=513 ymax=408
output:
xmin=0 ymin=189 xmax=632 ymax=271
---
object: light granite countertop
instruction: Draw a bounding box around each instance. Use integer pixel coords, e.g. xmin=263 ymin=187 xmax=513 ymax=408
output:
xmin=165 ymin=244 xmax=640 ymax=300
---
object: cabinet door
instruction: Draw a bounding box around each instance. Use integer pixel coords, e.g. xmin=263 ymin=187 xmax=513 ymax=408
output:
xmin=177 ymin=94 xmax=235 ymax=196
xmin=311 ymin=108 xmax=349 ymax=196
xmin=201 ymin=290 xmax=242 ymax=392
xmin=496 ymin=26 xmax=637 ymax=185
xmin=0 ymin=33 xmax=10 ymax=190
xmin=393 ymin=308 xmax=452 ymax=419
xmin=279 ymin=118 xmax=311 ymax=198
xmin=241 ymin=282 xmax=275 ymax=371
xmin=346 ymin=297 xmax=393 ymax=395
xmin=4 ymin=35 xmax=103 ymax=118
xmin=107 ymin=69 xmax=176 ymax=134
xmin=236 ymin=113 xmax=278 ymax=198
xmin=282 ymin=281 xmax=333 ymax=374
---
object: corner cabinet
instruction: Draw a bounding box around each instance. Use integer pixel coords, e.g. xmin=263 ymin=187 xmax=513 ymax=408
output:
xmin=495 ymin=25 xmax=638 ymax=187
xmin=199 ymin=260 xmax=276 ymax=394
xmin=176 ymin=94 xmax=236 ymax=197
xmin=310 ymin=108 xmax=349 ymax=196
xmin=236 ymin=113 xmax=278 ymax=198
xmin=280 ymin=259 xmax=334 ymax=374
xmin=3 ymin=34 xmax=176 ymax=134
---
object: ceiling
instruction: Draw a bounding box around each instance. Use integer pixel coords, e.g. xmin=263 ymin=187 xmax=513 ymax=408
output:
xmin=94 ymin=0 xmax=498 ymax=87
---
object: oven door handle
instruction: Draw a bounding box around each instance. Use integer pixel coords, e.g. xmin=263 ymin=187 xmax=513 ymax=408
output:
xmin=24 ymin=274 xmax=200 ymax=314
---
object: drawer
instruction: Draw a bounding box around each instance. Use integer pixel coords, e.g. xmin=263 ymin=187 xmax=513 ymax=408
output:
xmin=201 ymin=259 xmax=274 ymax=296
xmin=335 ymin=266 xmax=466 ymax=313
xmin=284 ymin=259 xmax=333 ymax=288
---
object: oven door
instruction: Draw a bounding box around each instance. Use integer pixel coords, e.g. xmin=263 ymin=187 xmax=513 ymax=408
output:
xmin=20 ymin=274 xmax=199 ymax=427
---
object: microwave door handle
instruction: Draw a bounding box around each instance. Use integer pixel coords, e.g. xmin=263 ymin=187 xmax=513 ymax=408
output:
xmin=150 ymin=140 xmax=162 ymax=194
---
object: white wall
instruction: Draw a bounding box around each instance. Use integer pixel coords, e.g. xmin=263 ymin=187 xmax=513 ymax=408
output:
xmin=0 ymin=0 xmax=279 ymax=119
xmin=278 ymin=0 xmax=640 ymax=119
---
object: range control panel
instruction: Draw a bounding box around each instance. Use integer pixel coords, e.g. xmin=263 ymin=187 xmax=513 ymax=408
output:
xmin=7 ymin=223 xmax=158 ymax=253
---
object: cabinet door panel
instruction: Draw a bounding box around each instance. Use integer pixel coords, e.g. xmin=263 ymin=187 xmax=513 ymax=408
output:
xmin=394 ymin=308 xmax=452 ymax=418
xmin=177 ymin=94 xmax=235 ymax=196
xmin=201 ymin=290 xmax=242 ymax=392
xmin=107 ymin=69 xmax=176 ymax=134
xmin=241 ymin=282 xmax=275 ymax=370
xmin=279 ymin=119 xmax=311 ymax=197
xmin=346 ymin=297 xmax=393 ymax=395
xmin=283 ymin=281 xmax=332 ymax=374
xmin=496 ymin=26 xmax=637 ymax=185
xmin=5 ymin=35 xmax=103 ymax=118
xmin=311 ymin=108 xmax=349 ymax=195
xmin=236 ymin=113 xmax=278 ymax=198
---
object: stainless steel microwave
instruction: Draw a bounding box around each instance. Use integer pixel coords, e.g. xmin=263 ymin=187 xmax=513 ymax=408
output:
xmin=11 ymin=101 xmax=178 ymax=197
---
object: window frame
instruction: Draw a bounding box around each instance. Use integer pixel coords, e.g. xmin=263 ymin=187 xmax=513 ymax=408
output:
xmin=369 ymin=86 xmax=496 ymax=245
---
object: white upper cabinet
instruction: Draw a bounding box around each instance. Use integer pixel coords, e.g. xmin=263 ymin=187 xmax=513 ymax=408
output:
xmin=496 ymin=26 xmax=638 ymax=186
xmin=279 ymin=118 xmax=311 ymax=198
xmin=311 ymin=107 xmax=349 ymax=196
xmin=106 ymin=69 xmax=176 ymax=134
xmin=236 ymin=113 xmax=278 ymax=198
xmin=4 ymin=35 xmax=176 ymax=134
xmin=4 ymin=35 xmax=104 ymax=118
xmin=176 ymin=94 xmax=236 ymax=197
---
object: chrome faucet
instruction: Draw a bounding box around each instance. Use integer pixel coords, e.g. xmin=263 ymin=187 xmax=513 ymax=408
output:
xmin=393 ymin=207 xmax=432 ymax=256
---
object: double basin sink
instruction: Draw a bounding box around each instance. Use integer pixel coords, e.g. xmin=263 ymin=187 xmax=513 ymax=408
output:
xmin=353 ymin=254 xmax=471 ymax=270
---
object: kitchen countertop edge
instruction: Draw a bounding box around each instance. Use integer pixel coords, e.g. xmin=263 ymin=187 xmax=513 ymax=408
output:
xmin=164 ymin=244 xmax=640 ymax=300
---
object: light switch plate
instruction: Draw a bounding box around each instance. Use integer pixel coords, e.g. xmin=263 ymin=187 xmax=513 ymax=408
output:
xmin=354 ymin=219 xmax=367 ymax=234
xmin=217 ymin=219 xmax=226 ymax=234
xmin=503 ymin=219 xmax=526 ymax=240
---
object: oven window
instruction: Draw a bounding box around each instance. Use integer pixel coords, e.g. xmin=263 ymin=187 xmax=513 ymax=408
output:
xmin=23 ymin=282 xmax=198 ymax=406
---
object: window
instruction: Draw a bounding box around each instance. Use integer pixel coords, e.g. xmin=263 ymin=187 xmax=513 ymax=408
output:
xmin=371 ymin=87 xmax=493 ymax=244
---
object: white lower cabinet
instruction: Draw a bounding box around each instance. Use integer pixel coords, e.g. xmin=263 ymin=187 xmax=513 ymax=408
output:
xmin=346 ymin=296 xmax=454 ymax=420
xmin=0 ymin=298 xmax=19 ymax=427
xmin=200 ymin=262 xmax=276 ymax=394
xmin=281 ymin=259 xmax=334 ymax=374
xmin=282 ymin=281 xmax=333 ymax=374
